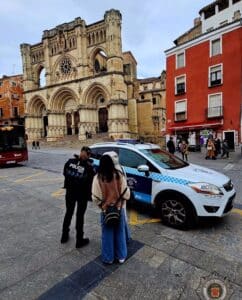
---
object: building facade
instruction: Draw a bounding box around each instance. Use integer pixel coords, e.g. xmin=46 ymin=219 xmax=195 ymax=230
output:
xmin=165 ymin=0 xmax=242 ymax=149
xmin=136 ymin=71 xmax=166 ymax=142
xmin=0 ymin=75 xmax=24 ymax=125
xmin=21 ymin=10 xmax=139 ymax=141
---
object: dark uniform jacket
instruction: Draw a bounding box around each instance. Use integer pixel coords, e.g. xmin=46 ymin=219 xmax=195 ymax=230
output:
xmin=63 ymin=157 xmax=95 ymax=200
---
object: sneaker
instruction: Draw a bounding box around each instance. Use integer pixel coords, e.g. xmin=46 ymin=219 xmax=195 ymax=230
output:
xmin=60 ymin=232 xmax=69 ymax=244
xmin=118 ymin=258 xmax=126 ymax=264
xmin=76 ymin=238 xmax=90 ymax=248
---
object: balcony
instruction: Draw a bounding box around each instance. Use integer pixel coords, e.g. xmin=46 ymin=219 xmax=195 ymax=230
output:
xmin=209 ymin=79 xmax=222 ymax=87
xmin=206 ymin=106 xmax=223 ymax=118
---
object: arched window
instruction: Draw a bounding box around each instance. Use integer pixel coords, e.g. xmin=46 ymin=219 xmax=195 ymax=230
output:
xmin=94 ymin=59 xmax=100 ymax=73
xmin=93 ymin=50 xmax=107 ymax=74
xmin=39 ymin=67 xmax=46 ymax=87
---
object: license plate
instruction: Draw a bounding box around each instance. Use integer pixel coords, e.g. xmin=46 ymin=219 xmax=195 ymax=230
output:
xmin=6 ymin=160 xmax=16 ymax=164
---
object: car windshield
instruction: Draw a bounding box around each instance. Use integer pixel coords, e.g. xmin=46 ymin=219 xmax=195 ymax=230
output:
xmin=140 ymin=148 xmax=188 ymax=170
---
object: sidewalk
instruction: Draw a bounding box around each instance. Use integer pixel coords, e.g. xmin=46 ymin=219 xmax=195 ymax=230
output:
xmin=1 ymin=144 xmax=242 ymax=299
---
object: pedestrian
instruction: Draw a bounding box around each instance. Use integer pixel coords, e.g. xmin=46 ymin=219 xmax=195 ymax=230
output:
xmin=214 ymin=138 xmax=221 ymax=156
xmin=221 ymin=139 xmax=229 ymax=158
xmin=60 ymin=146 xmax=95 ymax=248
xmin=36 ymin=141 xmax=40 ymax=149
xmin=32 ymin=141 xmax=36 ymax=149
xmin=92 ymin=154 xmax=130 ymax=264
xmin=166 ymin=136 xmax=176 ymax=154
xmin=205 ymin=138 xmax=216 ymax=159
xmin=180 ymin=140 xmax=189 ymax=161
xmin=103 ymin=151 xmax=131 ymax=243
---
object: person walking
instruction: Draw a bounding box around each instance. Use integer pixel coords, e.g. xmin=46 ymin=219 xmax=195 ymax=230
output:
xmin=60 ymin=146 xmax=95 ymax=248
xmin=214 ymin=138 xmax=221 ymax=156
xmin=180 ymin=140 xmax=189 ymax=161
xmin=92 ymin=154 xmax=130 ymax=264
xmin=205 ymin=138 xmax=216 ymax=159
xmin=166 ymin=136 xmax=176 ymax=154
xmin=32 ymin=141 xmax=36 ymax=149
xmin=221 ymin=139 xmax=230 ymax=158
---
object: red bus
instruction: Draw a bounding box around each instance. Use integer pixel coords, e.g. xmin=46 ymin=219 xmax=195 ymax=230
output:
xmin=0 ymin=125 xmax=28 ymax=166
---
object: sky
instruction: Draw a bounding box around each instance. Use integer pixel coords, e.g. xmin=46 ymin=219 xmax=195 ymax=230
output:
xmin=0 ymin=0 xmax=210 ymax=79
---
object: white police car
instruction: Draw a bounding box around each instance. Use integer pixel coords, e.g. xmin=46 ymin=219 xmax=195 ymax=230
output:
xmin=90 ymin=142 xmax=236 ymax=229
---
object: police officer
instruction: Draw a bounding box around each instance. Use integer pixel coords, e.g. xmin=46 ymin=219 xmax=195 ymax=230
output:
xmin=61 ymin=146 xmax=95 ymax=248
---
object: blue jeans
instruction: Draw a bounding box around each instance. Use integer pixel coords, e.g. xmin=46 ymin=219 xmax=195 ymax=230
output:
xmin=101 ymin=208 xmax=127 ymax=263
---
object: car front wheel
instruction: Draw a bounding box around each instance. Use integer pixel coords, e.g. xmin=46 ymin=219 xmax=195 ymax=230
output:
xmin=159 ymin=196 xmax=196 ymax=229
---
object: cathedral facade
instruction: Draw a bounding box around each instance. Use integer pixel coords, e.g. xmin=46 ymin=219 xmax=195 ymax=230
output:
xmin=21 ymin=10 xmax=165 ymax=142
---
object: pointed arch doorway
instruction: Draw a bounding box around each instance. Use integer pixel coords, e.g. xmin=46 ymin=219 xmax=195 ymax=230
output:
xmin=98 ymin=107 xmax=108 ymax=132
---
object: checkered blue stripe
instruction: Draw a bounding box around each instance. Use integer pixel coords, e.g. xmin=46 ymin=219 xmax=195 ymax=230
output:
xmin=124 ymin=166 xmax=192 ymax=185
xmin=92 ymin=159 xmax=192 ymax=186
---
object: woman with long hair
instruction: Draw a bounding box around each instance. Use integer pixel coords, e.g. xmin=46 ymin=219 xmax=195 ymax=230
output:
xmin=92 ymin=154 xmax=130 ymax=264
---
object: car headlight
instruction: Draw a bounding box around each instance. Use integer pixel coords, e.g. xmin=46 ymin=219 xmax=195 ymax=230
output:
xmin=188 ymin=182 xmax=223 ymax=195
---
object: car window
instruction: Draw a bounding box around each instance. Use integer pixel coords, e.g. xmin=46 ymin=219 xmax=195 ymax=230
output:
xmin=90 ymin=147 xmax=118 ymax=159
xmin=119 ymin=148 xmax=159 ymax=173
xmin=140 ymin=148 xmax=188 ymax=169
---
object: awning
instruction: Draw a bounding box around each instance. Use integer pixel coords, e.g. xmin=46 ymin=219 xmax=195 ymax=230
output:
xmin=169 ymin=121 xmax=223 ymax=131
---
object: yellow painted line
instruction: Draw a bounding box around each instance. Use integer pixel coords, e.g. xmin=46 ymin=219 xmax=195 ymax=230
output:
xmin=14 ymin=172 xmax=45 ymax=183
xmin=51 ymin=189 xmax=65 ymax=198
xmin=129 ymin=209 xmax=138 ymax=225
xmin=232 ymin=208 xmax=242 ymax=216
xmin=128 ymin=209 xmax=160 ymax=225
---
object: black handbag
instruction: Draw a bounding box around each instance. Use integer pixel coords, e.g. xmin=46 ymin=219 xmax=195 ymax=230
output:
xmin=103 ymin=187 xmax=127 ymax=227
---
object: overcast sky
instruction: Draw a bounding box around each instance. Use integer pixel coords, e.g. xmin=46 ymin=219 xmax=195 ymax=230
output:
xmin=0 ymin=0 xmax=210 ymax=78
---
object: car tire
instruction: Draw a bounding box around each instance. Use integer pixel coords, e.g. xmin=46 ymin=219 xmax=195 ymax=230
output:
xmin=157 ymin=194 xmax=197 ymax=230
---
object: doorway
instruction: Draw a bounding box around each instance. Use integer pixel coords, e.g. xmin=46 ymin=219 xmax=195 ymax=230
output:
xmin=98 ymin=107 xmax=108 ymax=132
xmin=43 ymin=116 xmax=48 ymax=137
xmin=66 ymin=113 xmax=72 ymax=135
xmin=224 ymin=131 xmax=235 ymax=150
xmin=74 ymin=111 xmax=79 ymax=135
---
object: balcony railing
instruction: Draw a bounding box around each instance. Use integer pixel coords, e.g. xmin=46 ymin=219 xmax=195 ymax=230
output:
xmin=206 ymin=106 xmax=223 ymax=118
xmin=174 ymin=112 xmax=187 ymax=122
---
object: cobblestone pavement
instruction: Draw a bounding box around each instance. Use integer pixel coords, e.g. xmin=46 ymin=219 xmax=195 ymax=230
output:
xmin=0 ymin=142 xmax=242 ymax=299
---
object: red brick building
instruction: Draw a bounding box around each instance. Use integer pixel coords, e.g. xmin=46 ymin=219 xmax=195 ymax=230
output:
xmin=0 ymin=75 xmax=24 ymax=125
xmin=165 ymin=0 xmax=242 ymax=149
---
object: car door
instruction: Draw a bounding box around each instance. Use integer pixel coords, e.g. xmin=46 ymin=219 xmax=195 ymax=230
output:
xmin=118 ymin=148 xmax=155 ymax=204
xmin=90 ymin=146 xmax=117 ymax=172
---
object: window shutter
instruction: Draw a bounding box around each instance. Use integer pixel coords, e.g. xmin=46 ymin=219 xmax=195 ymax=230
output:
xmin=209 ymin=94 xmax=221 ymax=107
xmin=176 ymin=101 xmax=186 ymax=112
xmin=212 ymin=39 xmax=221 ymax=56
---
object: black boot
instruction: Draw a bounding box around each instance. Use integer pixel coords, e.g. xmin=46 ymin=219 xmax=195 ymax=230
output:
xmin=60 ymin=231 xmax=69 ymax=244
xmin=76 ymin=238 xmax=89 ymax=248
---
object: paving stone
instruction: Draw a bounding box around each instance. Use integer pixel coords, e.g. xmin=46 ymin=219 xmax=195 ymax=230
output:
xmin=196 ymin=253 xmax=239 ymax=282
xmin=171 ymin=243 xmax=205 ymax=265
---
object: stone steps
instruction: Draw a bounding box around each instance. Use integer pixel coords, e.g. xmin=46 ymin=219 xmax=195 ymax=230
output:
xmin=28 ymin=133 xmax=112 ymax=148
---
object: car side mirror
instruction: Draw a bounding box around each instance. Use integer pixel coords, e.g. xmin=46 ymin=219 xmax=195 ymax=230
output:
xmin=137 ymin=165 xmax=150 ymax=176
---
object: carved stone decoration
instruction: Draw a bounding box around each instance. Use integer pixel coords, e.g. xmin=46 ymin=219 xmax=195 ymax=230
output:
xmin=60 ymin=57 xmax=72 ymax=74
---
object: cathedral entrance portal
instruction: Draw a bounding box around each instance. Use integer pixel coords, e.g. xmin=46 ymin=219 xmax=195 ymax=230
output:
xmin=74 ymin=111 xmax=79 ymax=134
xmin=43 ymin=116 xmax=48 ymax=137
xmin=98 ymin=107 xmax=108 ymax=132
xmin=66 ymin=113 xmax=72 ymax=135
